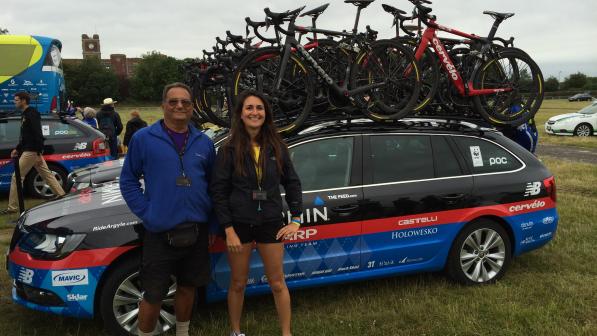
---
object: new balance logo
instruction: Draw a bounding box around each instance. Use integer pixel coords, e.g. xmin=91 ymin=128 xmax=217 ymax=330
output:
xmin=524 ymin=182 xmax=541 ymax=197
xmin=18 ymin=268 xmax=34 ymax=284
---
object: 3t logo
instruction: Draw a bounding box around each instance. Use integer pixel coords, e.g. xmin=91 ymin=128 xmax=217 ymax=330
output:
xmin=18 ymin=268 xmax=34 ymax=284
xmin=524 ymin=182 xmax=541 ymax=197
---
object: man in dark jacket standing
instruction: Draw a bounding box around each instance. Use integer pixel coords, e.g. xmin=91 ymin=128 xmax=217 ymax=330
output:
xmin=120 ymin=83 xmax=216 ymax=336
xmin=96 ymin=97 xmax=123 ymax=159
xmin=2 ymin=92 xmax=65 ymax=214
xmin=123 ymin=109 xmax=148 ymax=148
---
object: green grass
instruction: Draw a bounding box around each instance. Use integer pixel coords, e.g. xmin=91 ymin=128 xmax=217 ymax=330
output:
xmin=0 ymin=157 xmax=595 ymax=335
xmin=534 ymin=99 xmax=597 ymax=149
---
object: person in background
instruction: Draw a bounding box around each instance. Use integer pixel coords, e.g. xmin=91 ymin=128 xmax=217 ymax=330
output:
xmin=1 ymin=92 xmax=65 ymax=215
xmin=82 ymin=107 xmax=98 ymax=128
xmin=96 ymin=97 xmax=123 ymax=159
xmin=500 ymin=118 xmax=539 ymax=154
xmin=123 ymin=109 xmax=148 ymax=149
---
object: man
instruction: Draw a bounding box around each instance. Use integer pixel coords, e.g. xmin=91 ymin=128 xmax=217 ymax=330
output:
xmin=120 ymin=82 xmax=216 ymax=336
xmin=1 ymin=92 xmax=65 ymax=215
xmin=96 ymin=97 xmax=123 ymax=159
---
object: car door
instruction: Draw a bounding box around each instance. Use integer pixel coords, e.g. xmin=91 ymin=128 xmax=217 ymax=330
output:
xmin=360 ymin=133 xmax=473 ymax=270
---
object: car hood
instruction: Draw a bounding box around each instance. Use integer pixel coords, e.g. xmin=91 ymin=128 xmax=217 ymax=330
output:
xmin=22 ymin=181 xmax=139 ymax=233
xmin=548 ymin=113 xmax=583 ymax=122
xmin=73 ymin=159 xmax=124 ymax=184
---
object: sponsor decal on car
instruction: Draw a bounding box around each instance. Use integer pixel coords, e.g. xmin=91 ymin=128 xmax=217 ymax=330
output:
xmin=17 ymin=267 xmax=34 ymax=284
xmin=398 ymin=216 xmax=438 ymax=226
xmin=489 ymin=157 xmax=508 ymax=166
xmin=101 ymin=184 xmax=123 ymax=205
xmin=524 ymin=182 xmax=542 ymax=197
xmin=398 ymin=256 xmax=424 ymax=264
xmin=509 ymin=200 xmax=546 ymax=213
xmin=391 ymin=227 xmax=438 ymax=239
xmin=542 ymin=216 xmax=555 ymax=225
xmin=285 ymin=228 xmax=318 ymax=241
xmin=92 ymin=220 xmax=138 ymax=232
xmin=469 ymin=146 xmax=484 ymax=167
xmin=539 ymin=232 xmax=553 ymax=239
xmin=520 ymin=221 xmax=534 ymax=231
xmin=67 ymin=294 xmax=88 ymax=302
xmin=51 ymin=269 xmax=89 ymax=287
xmin=521 ymin=236 xmax=536 ymax=245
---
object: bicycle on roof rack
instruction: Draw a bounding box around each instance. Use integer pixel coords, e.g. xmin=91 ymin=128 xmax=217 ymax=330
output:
xmin=232 ymin=0 xmax=421 ymax=133
xmin=396 ymin=0 xmax=543 ymax=126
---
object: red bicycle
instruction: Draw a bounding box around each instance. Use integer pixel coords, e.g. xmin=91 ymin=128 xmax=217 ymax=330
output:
xmin=402 ymin=0 xmax=543 ymax=126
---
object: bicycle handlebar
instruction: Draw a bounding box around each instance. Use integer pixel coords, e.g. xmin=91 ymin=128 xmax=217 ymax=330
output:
xmin=245 ymin=17 xmax=278 ymax=44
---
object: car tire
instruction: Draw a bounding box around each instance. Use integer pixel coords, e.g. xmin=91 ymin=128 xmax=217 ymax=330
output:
xmin=25 ymin=164 xmax=67 ymax=199
xmin=446 ymin=219 xmax=512 ymax=285
xmin=99 ymin=256 xmax=177 ymax=336
xmin=574 ymin=123 xmax=593 ymax=137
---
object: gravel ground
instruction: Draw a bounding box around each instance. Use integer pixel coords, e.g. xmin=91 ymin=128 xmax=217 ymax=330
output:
xmin=536 ymin=143 xmax=597 ymax=165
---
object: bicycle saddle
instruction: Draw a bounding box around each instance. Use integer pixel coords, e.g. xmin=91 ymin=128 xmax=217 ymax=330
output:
xmin=264 ymin=6 xmax=305 ymax=23
xmin=382 ymin=4 xmax=406 ymax=16
xmin=300 ymin=3 xmax=330 ymax=17
xmin=483 ymin=11 xmax=515 ymax=21
xmin=344 ymin=0 xmax=375 ymax=9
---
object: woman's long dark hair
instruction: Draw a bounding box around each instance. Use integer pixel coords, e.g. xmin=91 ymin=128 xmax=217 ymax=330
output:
xmin=224 ymin=90 xmax=286 ymax=176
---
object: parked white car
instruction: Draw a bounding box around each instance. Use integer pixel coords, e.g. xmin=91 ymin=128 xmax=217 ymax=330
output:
xmin=545 ymin=102 xmax=597 ymax=136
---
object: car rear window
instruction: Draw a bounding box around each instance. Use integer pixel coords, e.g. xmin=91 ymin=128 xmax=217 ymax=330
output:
xmin=0 ymin=120 xmax=20 ymax=143
xmin=453 ymin=136 xmax=522 ymax=174
xmin=370 ymin=135 xmax=434 ymax=183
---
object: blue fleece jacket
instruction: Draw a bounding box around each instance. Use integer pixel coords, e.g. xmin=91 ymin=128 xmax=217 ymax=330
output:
xmin=119 ymin=120 xmax=216 ymax=233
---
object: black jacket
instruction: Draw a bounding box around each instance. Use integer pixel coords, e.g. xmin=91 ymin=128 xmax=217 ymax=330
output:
xmin=96 ymin=107 xmax=123 ymax=139
xmin=17 ymin=106 xmax=44 ymax=153
xmin=123 ymin=117 xmax=148 ymax=147
xmin=211 ymin=144 xmax=302 ymax=228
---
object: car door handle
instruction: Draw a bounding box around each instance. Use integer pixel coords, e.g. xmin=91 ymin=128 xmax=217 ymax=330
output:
xmin=440 ymin=193 xmax=465 ymax=204
xmin=331 ymin=204 xmax=360 ymax=213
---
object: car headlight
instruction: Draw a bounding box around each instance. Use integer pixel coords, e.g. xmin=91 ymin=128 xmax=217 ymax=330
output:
xmin=19 ymin=232 xmax=86 ymax=260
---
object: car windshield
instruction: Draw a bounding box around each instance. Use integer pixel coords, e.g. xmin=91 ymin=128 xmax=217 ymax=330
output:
xmin=579 ymin=103 xmax=597 ymax=114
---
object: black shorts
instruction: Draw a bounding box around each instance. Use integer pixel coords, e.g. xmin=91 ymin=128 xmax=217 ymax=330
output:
xmin=140 ymin=224 xmax=210 ymax=304
xmin=233 ymin=221 xmax=285 ymax=244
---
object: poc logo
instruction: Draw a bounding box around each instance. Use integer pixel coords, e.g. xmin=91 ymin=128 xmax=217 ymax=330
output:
xmin=18 ymin=268 xmax=34 ymax=284
xmin=489 ymin=157 xmax=508 ymax=166
xmin=51 ymin=269 xmax=89 ymax=287
xmin=524 ymin=182 xmax=542 ymax=197
xmin=54 ymin=130 xmax=69 ymax=135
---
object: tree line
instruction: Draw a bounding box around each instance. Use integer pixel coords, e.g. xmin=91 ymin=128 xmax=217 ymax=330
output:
xmin=544 ymin=73 xmax=597 ymax=92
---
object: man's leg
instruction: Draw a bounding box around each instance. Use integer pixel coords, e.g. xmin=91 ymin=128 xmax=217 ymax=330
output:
xmin=109 ymin=137 xmax=118 ymax=160
xmin=174 ymin=285 xmax=196 ymax=336
xmin=32 ymin=155 xmax=65 ymax=197
xmin=7 ymin=152 xmax=37 ymax=211
xmin=138 ymin=300 xmax=162 ymax=334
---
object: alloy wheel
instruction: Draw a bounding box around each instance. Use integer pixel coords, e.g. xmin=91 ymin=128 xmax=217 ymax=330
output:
xmin=459 ymin=228 xmax=506 ymax=283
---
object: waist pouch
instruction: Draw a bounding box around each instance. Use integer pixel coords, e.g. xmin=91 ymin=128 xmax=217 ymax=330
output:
xmin=164 ymin=222 xmax=200 ymax=248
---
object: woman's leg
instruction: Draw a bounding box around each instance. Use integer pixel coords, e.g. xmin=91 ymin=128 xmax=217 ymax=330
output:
xmin=257 ymin=243 xmax=291 ymax=336
xmin=227 ymin=243 xmax=253 ymax=333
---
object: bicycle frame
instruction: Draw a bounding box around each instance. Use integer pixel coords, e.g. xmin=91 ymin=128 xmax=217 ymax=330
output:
xmin=413 ymin=19 xmax=512 ymax=97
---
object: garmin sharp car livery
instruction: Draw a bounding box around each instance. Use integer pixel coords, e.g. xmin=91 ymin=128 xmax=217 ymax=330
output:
xmin=545 ymin=101 xmax=597 ymax=136
xmin=7 ymin=119 xmax=559 ymax=335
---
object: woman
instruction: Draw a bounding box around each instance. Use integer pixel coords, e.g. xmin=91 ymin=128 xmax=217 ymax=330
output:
xmin=211 ymin=90 xmax=303 ymax=336
xmin=82 ymin=107 xmax=98 ymax=128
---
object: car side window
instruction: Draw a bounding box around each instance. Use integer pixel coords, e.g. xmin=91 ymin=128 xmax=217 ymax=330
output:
xmin=43 ymin=120 xmax=83 ymax=139
xmin=370 ymin=135 xmax=434 ymax=183
xmin=0 ymin=120 xmax=20 ymax=144
xmin=453 ymin=136 xmax=522 ymax=174
xmin=289 ymin=137 xmax=354 ymax=191
xmin=432 ymin=136 xmax=463 ymax=178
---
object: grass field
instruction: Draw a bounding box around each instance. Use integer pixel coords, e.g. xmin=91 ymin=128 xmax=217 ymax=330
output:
xmin=0 ymin=101 xmax=595 ymax=335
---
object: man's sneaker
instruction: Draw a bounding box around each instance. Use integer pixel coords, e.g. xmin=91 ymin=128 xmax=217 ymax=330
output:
xmin=230 ymin=332 xmax=245 ymax=336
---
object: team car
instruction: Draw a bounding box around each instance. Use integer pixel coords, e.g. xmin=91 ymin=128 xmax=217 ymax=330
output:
xmin=6 ymin=119 xmax=559 ymax=335
xmin=0 ymin=114 xmax=111 ymax=197
xmin=545 ymin=101 xmax=597 ymax=136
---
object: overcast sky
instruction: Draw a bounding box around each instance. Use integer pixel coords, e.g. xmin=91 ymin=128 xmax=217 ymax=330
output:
xmin=2 ymin=0 xmax=596 ymax=80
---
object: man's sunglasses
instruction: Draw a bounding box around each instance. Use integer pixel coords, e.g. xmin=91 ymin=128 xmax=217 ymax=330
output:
xmin=166 ymin=99 xmax=192 ymax=108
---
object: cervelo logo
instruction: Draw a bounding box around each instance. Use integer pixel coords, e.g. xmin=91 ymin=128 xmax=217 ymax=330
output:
xmin=509 ymin=200 xmax=546 ymax=213
xmin=286 ymin=228 xmax=318 ymax=241
xmin=398 ymin=216 xmax=438 ymax=226
xmin=51 ymin=269 xmax=89 ymax=287
xmin=432 ymin=38 xmax=458 ymax=81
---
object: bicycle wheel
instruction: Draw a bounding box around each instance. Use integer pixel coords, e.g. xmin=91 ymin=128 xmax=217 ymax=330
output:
xmin=233 ymin=46 xmax=313 ymax=133
xmin=396 ymin=37 xmax=439 ymax=112
xmin=201 ymin=80 xmax=233 ymax=127
xmin=350 ymin=39 xmax=421 ymax=121
xmin=472 ymin=48 xmax=544 ymax=126
xmin=308 ymin=38 xmax=352 ymax=112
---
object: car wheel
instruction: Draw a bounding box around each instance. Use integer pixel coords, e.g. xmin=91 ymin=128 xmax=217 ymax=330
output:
xmin=99 ymin=257 xmax=176 ymax=336
xmin=574 ymin=123 xmax=593 ymax=137
xmin=446 ymin=219 xmax=512 ymax=285
xmin=25 ymin=164 xmax=67 ymax=198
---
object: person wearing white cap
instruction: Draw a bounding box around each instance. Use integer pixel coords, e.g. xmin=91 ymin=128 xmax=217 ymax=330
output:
xmin=96 ymin=97 xmax=123 ymax=159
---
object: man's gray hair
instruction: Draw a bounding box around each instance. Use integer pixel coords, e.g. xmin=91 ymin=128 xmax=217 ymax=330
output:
xmin=162 ymin=82 xmax=192 ymax=101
